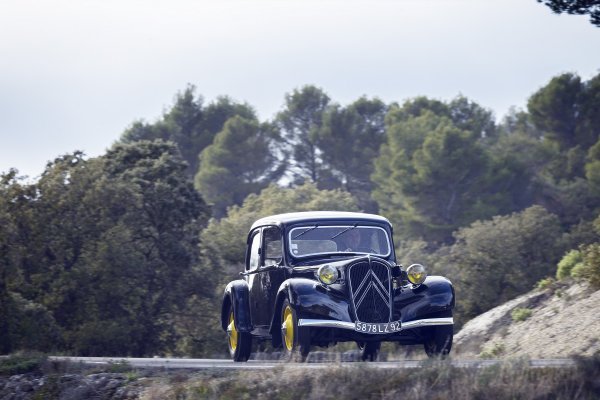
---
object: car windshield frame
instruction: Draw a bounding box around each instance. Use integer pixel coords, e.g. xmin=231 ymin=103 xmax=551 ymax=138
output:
xmin=287 ymin=224 xmax=392 ymax=259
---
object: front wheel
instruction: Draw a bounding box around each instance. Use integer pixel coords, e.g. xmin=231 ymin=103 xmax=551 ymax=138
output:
xmin=424 ymin=325 xmax=453 ymax=359
xmin=227 ymin=308 xmax=251 ymax=362
xmin=281 ymin=299 xmax=310 ymax=361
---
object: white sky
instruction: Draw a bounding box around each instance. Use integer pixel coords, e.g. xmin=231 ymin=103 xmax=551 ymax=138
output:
xmin=1 ymin=0 xmax=599 ymax=178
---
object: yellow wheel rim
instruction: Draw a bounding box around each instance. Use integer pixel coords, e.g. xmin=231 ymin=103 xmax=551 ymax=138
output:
xmin=229 ymin=311 xmax=238 ymax=351
xmin=283 ymin=305 xmax=294 ymax=351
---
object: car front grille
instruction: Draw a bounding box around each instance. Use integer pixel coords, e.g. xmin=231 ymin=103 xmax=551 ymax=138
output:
xmin=348 ymin=259 xmax=392 ymax=323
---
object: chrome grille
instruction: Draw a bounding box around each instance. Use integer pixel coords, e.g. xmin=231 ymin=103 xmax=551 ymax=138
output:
xmin=348 ymin=260 xmax=392 ymax=323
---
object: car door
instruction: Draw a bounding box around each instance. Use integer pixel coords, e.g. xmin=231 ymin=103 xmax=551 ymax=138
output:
xmin=259 ymin=226 xmax=285 ymax=326
xmin=246 ymin=229 xmax=263 ymax=331
xmin=248 ymin=226 xmax=285 ymax=331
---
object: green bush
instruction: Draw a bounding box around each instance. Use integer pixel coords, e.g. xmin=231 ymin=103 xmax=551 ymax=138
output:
xmin=573 ymin=243 xmax=600 ymax=288
xmin=0 ymin=353 xmax=47 ymax=375
xmin=479 ymin=343 xmax=505 ymax=359
xmin=511 ymin=308 xmax=532 ymax=322
xmin=6 ymin=293 xmax=63 ymax=353
xmin=535 ymin=277 xmax=555 ymax=290
xmin=556 ymin=249 xmax=583 ymax=280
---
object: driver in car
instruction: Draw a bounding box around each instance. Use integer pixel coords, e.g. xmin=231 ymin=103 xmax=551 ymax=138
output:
xmin=343 ymin=229 xmax=362 ymax=251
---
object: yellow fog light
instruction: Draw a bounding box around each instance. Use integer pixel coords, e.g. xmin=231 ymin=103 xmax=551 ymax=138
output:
xmin=318 ymin=265 xmax=339 ymax=285
xmin=407 ymin=264 xmax=427 ymax=285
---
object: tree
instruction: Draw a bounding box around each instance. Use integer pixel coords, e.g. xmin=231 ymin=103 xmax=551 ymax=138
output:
xmin=489 ymin=121 xmax=556 ymax=212
xmin=521 ymin=73 xmax=600 ymax=223
xmin=0 ymin=170 xmax=30 ymax=353
xmin=276 ymin=85 xmax=332 ymax=186
xmin=0 ymin=142 xmax=212 ymax=356
xmin=528 ymin=73 xmax=583 ymax=152
xmin=81 ymin=140 xmax=210 ymax=355
xmin=372 ymin=108 xmax=503 ymax=243
xmin=385 ymin=95 xmax=496 ymax=142
xmin=537 ymin=0 xmax=600 ymax=27
xmin=121 ymin=85 xmax=255 ymax=178
xmin=585 ymin=137 xmax=600 ymax=196
xmin=527 ymin=73 xmax=600 ymax=170
xmin=319 ymin=97 xmax=388 ymax=212
xmin=194 ymin=116 xmax=286 ymax=218
xmin=444 ymin=206 xmax=564 ymax=324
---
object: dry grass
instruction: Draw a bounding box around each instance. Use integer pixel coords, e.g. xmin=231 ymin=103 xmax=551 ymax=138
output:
xmin=140 ymin=355 xmax=600 ymax=400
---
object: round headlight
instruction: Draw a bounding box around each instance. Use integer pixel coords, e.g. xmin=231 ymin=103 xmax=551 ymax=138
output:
xmin=318 ymin=265 xmax=339 ymax=285
xmin=407 ymin=264 xmax=427 ymax=285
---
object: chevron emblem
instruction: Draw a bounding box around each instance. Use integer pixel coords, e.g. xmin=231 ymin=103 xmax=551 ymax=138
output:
xmin=353 ymin=268 xmax=390 ymax=310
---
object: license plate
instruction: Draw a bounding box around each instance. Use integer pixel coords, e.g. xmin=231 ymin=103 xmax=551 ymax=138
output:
xmin=355 ymin=320 xmax=401 ymax=334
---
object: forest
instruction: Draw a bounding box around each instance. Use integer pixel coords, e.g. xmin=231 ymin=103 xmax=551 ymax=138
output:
xmin=1 ymin=71 xmax=599 ymax=357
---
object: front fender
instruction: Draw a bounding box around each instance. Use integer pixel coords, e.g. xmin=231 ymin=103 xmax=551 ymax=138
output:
xmin=394 ymin=276 xmax=455 ymax=322
xmin=269 ymin=278 xmax=353 ymax=335
xmin=221 ymin=280 xmax=253 ymax=333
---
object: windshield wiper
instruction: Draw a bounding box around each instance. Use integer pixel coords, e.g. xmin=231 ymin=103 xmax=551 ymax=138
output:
xmin=329 ymin=224 xmax=358 ymax=240
xmin=292 ymin=225 xmax=319 ymax=239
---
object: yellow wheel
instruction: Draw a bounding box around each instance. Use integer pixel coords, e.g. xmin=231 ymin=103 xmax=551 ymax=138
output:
xmin=280 ymin=299 xmax=310 ymax=361
xmin=228 ymin=311 xmax=238 ymax=352
xmin=227 ymin=306 xmax=251 ymax=362
xmin=283 ymin=305 xmax=294 ymax=351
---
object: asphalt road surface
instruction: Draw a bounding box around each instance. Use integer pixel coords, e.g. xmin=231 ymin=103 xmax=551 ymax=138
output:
xmin=48 ymin=356 xmax=576 ymax=369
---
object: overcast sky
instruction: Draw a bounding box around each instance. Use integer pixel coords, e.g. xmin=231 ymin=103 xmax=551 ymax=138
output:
xmin=1 ymin=0 xmax=599 ymax=178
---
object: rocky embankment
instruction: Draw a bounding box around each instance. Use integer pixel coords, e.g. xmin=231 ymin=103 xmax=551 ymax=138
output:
xmin=454 ymin=281 xmax=600 ymax=358
xmin=0 ymin=371 xmax=145 ymax=400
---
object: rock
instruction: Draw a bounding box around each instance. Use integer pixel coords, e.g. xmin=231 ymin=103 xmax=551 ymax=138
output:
xmin=454 ymin=290 xmax=549 ymax=355
xmin=454 ymin=282 xmax=600 ymax=358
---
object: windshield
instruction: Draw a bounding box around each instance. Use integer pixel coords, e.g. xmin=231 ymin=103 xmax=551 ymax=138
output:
xmin=288 ymin=225 xmax=391 ymax=258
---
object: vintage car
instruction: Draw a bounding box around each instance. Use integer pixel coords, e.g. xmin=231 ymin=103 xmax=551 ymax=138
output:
xmin=221 ymin=211 xmax=454 ymax=362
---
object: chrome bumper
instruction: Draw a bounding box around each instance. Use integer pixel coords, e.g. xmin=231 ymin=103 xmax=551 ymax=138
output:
xmin=297 ymin=317 xmax=453 ymax=332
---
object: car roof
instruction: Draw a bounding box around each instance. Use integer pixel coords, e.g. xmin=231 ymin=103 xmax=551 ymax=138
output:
xmin=250 ymin=211 xmax=391 ymax=231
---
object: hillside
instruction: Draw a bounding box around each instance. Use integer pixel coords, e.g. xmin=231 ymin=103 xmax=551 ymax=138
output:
xmin=454 ymin=281 xmax=600 ymax=359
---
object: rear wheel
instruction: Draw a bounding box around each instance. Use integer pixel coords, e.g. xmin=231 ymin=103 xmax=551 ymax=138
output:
xmin=358 ymin=341 xmax=380 ymax=361
xmin=281 ymin=299 xmax=310 ymax=362
xmin=424 ymin=325 xmax=453 ymax=359
xmin=227 ymin=308 xmax=251 ymax=362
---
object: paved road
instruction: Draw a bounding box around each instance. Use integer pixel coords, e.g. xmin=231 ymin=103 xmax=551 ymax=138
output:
xmin=48 ymin=356 xmax=576 ymax=369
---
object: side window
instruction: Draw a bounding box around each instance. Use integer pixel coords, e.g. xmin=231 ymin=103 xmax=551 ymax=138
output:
xmin=247 ymin=230 xmax=261 ymax=271
xmin=263 ymin=227 xmax=283 ymax=265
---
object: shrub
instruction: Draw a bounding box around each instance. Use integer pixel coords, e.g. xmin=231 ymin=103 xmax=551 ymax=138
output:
xmin=511 ymin=308 xmax=532 ymax=322
xmin=7 ymin=293 xmax=63 ymax=353
xmin=0 ymin=353 xmax=47 ymax=375
xmin=535 ymin=277 xmax=555 ymax=290
xmin=479 ymin=343 xmax=505 ymax=359
xmin=556 ymin=249 xmax=583 ymax=280
xmin=447 ymin=206 xmax=563 ymax=324
xmin=573 ymin=243 xmax=600 ymax=288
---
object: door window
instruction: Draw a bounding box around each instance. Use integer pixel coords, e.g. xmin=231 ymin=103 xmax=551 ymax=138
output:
xmin=263 ymin=227 xmax=283 ymax=265
xmin=247 ymin=231 xmax=261 ymax=271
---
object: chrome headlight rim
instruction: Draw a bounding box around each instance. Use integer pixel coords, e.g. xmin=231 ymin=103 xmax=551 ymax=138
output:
xmin=317 ymin=264 xmax=339 ymax=285
xmin=406 ymin=263 xmax=427 ymax=285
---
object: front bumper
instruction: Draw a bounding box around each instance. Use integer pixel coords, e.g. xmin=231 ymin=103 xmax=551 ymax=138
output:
xmin=298 ymin=317 xmax=453 ymax=332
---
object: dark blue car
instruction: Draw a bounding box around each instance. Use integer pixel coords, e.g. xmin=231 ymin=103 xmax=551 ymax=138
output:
xmin=221 ymin=211 xmax=454 ymax=361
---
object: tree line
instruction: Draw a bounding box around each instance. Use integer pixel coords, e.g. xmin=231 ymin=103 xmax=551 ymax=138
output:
xmin=1 ymin=72 xmax=599 ymax=356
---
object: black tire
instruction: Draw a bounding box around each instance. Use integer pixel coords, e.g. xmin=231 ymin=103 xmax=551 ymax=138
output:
xmin=358 ymin=341 xmax=381 ymax=361
xmin=280 ymin=299 xmax=310 ymax=362
xmin=227 ymin=308 xmax=252 ymax=362
xmin=424 ymin=325 xmax=453 ymax=359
